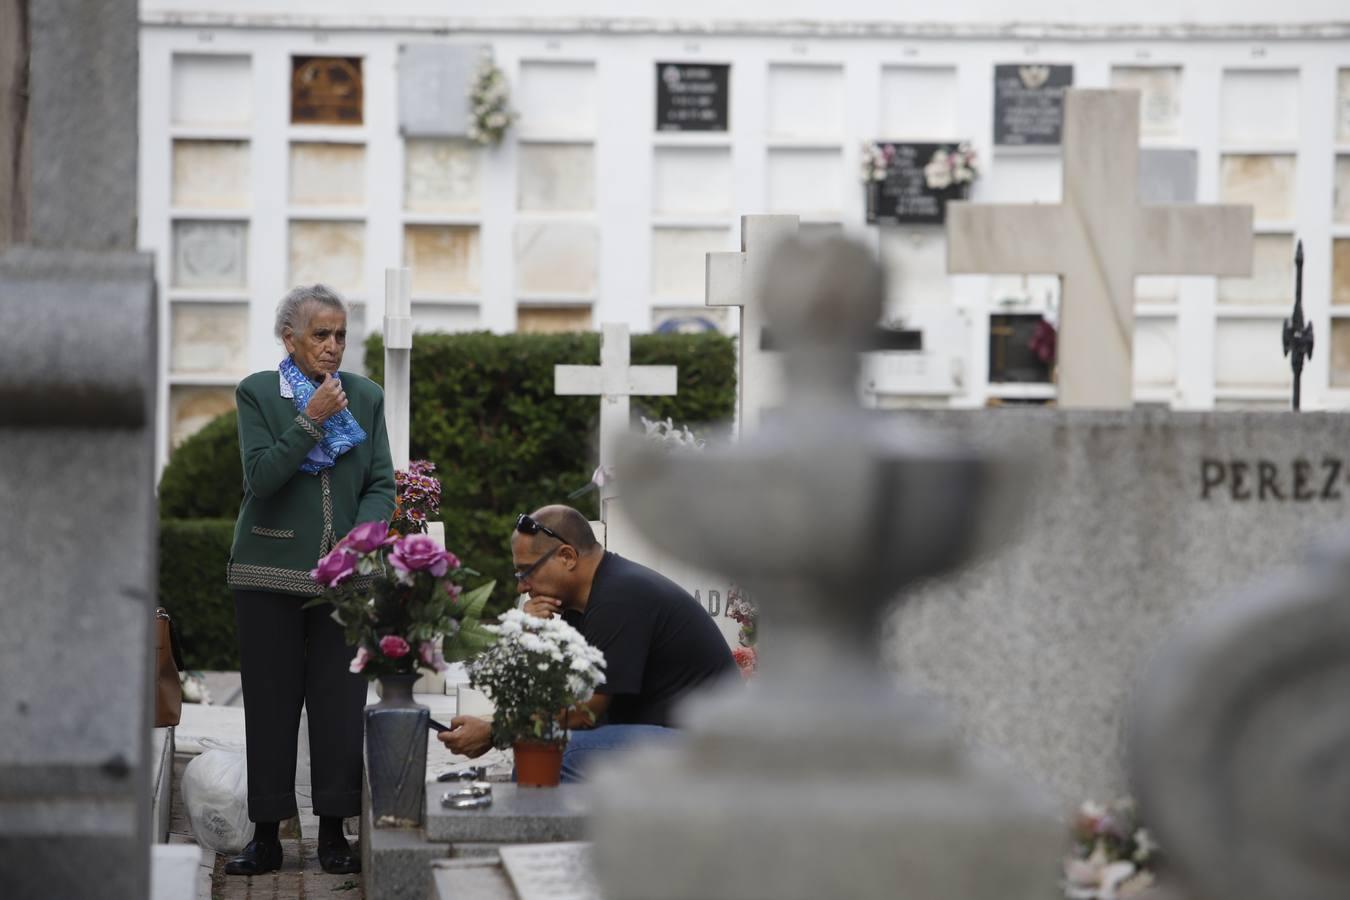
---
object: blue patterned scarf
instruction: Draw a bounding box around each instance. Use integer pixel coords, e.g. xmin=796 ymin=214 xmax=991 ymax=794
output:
xmin=278 ymin=357 xmax=367 ymax=474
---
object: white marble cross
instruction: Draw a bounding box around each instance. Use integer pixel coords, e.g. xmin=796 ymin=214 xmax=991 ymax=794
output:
xmin=705 ymin=215 xmax=800 ymax=435
xmin=383 ymin=267 xmax=413 ymax=470
xmin=555 ymin=323 xmax=677 ymax=501
xmin=947 ymin=89 xmax=1253 ymax=408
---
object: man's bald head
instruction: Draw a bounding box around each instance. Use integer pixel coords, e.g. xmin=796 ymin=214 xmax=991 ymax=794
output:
xmin=522 ymin=504 xmax=601 ymax=554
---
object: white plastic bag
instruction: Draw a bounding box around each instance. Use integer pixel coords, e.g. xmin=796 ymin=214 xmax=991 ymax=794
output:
xmin=181 ymin=737 xmax=255 ymax=854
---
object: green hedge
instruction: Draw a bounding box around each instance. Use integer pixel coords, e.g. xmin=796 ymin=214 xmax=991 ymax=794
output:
xmin=160 ymin=519 xmax=238 ymax=670
xmin=158 ymin=331 xmax=736 ymax=646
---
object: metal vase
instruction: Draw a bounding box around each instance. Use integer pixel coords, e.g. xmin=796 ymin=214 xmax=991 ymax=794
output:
xmin=365 ymin=672 xmax=429 ymax=828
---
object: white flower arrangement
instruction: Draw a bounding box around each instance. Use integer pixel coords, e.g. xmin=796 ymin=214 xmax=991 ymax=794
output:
xmin=1063 ymin=798 xmax=1160 ymax=900
xmin=466 ymin=56 xmax=516 ymax=147
xmin=923 ymin=143 xmax=979 ymax=191
xmin=640 ymin=416 xmax=707 ymax=451
xmin=860 ymin=142 xmax=895 ymax=184
xmin=468 ymin=609 xmax=607 ymax=746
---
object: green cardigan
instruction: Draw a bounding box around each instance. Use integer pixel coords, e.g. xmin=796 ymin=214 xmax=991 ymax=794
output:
xmin=227 ymin=369 xmax=395 ymax=596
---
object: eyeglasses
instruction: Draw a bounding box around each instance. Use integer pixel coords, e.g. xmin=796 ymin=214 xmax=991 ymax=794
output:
xmin=516 ymin=513 xmax=566 ymax=544
xmin=513 ymin=545 xmax=560 ymax=583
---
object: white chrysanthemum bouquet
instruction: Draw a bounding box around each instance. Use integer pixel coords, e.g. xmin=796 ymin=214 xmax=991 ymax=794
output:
xmin=467 ymin=55 xmax=517 ymax=147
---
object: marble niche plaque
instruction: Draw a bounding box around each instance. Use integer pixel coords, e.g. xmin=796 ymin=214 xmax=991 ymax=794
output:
xmin=652 ymin=146 xmax=732 ymax=217
xmin=993 ymin=63 xmax=1073 ymax=147
xmin=1134 ymin=317 xmax=1178 ymax=388
xmin=767 ymin=64 xmax=844 ymax=139
xmin=651 ymin=227 xmax=731 ymax=300
xmin=169 ymin=386 xmax=236 ymax=449
xmin=291 ymin=56 xmax=363 ymax=126
xmin=1334 ymin=239 xmax=1350 ymax=306
xmin=515 ymin=223 xmax=597 ymax=295
xmin=1221 ymin=69 xmax=1300 ymax=145
xmin=1214 ymin=319 xmax=1292 ymax=388
xmin=172 ymin=140 xmax=250 ymax=209
xmin=289 ymin=143 xmax=365 ymax=207
xmin=1110 ymin=66 xmax=1182 ymax=139
xmin=1218 ymin=233 xmax=1294 ymax=306
xmin=879 ymin=226 xmax=951 ymax=311
xmin=172 ymin=220 xmax=248 ymax=289
xmin=1335 ymin=156 xmax=1350 ymax=225
xmin=1339 ymin=69 xmax=1350 ymax=143
xmin=1330 ymin=319 xmax=1350 ymax=388
xmin=519 ymin=61 xmax=597 ymax=138
xmin=768 ymin=148 xmax=843 ymax=219
xmin=288 ymin=221 xmax=365 ymax=294
xmin=1220 ymin=154 xmax=1296 ymax=222
xmin=170 ymin=303 xmax=250 ymax=375
xmin=172 ymin=53 xmax=252 ymax=127
xmin=411 ymin=302 xmax=480 ymax=335
xmin=404 ymin=139 xmax=480 ymax=213
xmin=404 ymin=225 xmax=481 ymax=296
xmin=398 ymin=43 xmax=483 ymax=138
xmin=880 ymin=65 xmax=958 ymax=139
xmin=517 ymin=143 xmax=595 ymax=212
xmin=1138 ymin=148 xmax=1197 ymax=205
xmin=517 ymin=306 xmax=593 ymax=334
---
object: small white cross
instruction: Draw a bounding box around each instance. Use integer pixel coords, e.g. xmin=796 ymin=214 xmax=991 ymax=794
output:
xmin=555 ymin=323 xmax=677 ymax=501
xmin=947 ymin=89 xmax=1252 ymax=408
xmin=705 ymin=215 xmax=800 ymax=435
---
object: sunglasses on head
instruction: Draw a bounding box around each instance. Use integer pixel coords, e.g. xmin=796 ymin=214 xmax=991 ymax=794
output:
xmin=516 ymin=513 xmax=567 ymax=545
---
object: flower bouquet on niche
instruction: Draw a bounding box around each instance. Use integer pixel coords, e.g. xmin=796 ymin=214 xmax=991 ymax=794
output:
xmin=1062 ymin=797 xmax=1161 ymax=899
xmin=467 ymin=609 xmax=607 ymax=786
xmin=390 ymin=459 xmax=441 ymax=536
xmin=307 ymin=520 xmax=497 ymax=675
xmin=727 ymin=584 xmax=758 ymax=679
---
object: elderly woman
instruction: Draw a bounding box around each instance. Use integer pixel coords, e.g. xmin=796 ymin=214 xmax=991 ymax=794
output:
xmin=224 ymin=284 xmax=394 ymax=876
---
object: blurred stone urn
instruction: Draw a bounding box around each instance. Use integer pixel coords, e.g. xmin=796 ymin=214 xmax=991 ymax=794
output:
xmin=366 ymin=672 xmax=429 ymax=827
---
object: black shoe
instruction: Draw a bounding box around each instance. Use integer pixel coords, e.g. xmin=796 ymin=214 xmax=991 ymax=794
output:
xmin=223 ymin=839 xmax=283 ymax=876
xmin=317 ymin=837 xmax=361 ymax=875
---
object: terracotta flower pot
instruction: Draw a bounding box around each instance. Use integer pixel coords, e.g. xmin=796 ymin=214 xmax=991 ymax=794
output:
xmin=513 ymin=740 xmax=564 ymax=787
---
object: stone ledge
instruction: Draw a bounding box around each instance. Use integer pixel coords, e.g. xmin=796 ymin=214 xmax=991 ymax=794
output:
xmin=425 ymin=783 xmax=590 ymax=843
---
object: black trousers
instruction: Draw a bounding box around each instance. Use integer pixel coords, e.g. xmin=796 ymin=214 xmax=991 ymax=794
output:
xmin=233 ymin=590 xmax=368 ymax=821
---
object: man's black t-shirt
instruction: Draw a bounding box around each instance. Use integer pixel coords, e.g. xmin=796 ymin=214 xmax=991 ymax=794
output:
xmin=562 ymin=552 xmax=735 ymax=727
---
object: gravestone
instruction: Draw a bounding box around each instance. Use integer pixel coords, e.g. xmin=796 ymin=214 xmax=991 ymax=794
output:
xmin=591 ymin=236 xmax=1059 ymax=899
xmin=399 ymin=44 xmax=486 ymax=138
xmin=0 ymin=2 xmax=159 ymax=898
xmin=888 ymin=408 xmax=1350 ymax=804
xmin=994 ymin=63 xmax=1073 ymax=147
xmin=655 ymin=62 xmax=730 ymax=132
xmin=866 ymin=142 xmax=968 ymax=225
xmin=948 ymin=89 xmax=1253 ymax=407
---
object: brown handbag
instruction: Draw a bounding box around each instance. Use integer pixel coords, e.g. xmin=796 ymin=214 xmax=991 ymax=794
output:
xmin=155 ymin=607 xmax=183 ymax=728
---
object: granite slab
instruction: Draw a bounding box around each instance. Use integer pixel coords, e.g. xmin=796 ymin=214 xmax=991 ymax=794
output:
xmin=426 ymin=783 xmax=590 ymax=844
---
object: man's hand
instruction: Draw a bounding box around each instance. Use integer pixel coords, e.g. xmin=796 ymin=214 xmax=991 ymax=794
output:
xmin=437 ymin=715 xmax=492 ymax=758
xmin=522 ymin=595 xmax=562 ymax=619
xmin=304 ymin=374 xmax=348 ymax=424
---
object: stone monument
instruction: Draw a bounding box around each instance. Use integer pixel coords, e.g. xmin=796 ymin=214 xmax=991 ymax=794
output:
xmin=589 ymin=236 xmax=1059 ymax=899
xmin=0 ymin=2 xmax=158 ymax=897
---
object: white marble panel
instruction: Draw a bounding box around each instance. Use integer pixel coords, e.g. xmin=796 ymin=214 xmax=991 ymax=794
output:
xmin=1221 ymin=69 xmax=1300 ymax=145
xmin=518 ymin=61 xmax=597 ymax=137
xmin=170 ymin=303 xmax=250 ymax=375
xmin=169 ymin=386 xmax=236 ymax=450
xmin=289 ymin=143 xmax=365 ymax=207
xmin=1335 ymin=239 xmax=1350 ymax=307
xmin=880 ymin=66 xmax=958 ymax=139
xmin=172 ymin=220 xmax=248 ymax=289
xmin=172 ymin=141 xmax=250 ymax=209
xmin=404 ymin=138 xmax=481 ymax=213
xmin=172 ymin=54 xmax=252 ymax=127
xmin=1218 ymin=233 xmax=1295 ymax=305
xmin=1214 ymin=319 xmax=1292 ymax=388
xmin=651 ymin=227 xmax=731 ymax=300
xmin=768 ymin=64 xmax=845 ymax=139
xmin=766 ymin=148 xmax=844 ymax=218
xmin=1335 ymin=156 xmax=1350 ymax=225
xmin=652 ymin=306 xmax=729 ymax=334
xmin=1331 ymin=319 xmax=1350 ymax=387
xmin=288 ymin=221 xmax=365 ymax=294
xmin=1220 ymin=154 xmax=1296 ymax=222
xmin=1135 ymin=276 xmax=1178 ymax=304
xmin=516 ymin=306 xmax=594 ymax=334
xmin=411 ymin=302 xmax=480 ymax=334
xmin=404 ymin=225 xmax=481 ymax=296
xmin=1110 ymin=66 xmax=1182 ymax=139
xmin=652 ymin=147 xmax=732 ymax=216
xmin=987 ymin=153 xmax=1062 ymax=204
xmin=879 ymin=226 xmax=950 ymax=312
xmin=1339 ymin=70 xmax=1350 ymax=143
xmin=1134 ymin=317 xmax=1177 ymax=387
xmin=515 ymin=223 xmax=598 ymax=295
xmin=517 ymin=143 xmax=595 ymax=212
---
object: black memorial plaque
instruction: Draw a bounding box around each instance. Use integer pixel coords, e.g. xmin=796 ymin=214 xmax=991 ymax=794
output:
xmin=866 ymin=142 xmax=966 ymax=225
xmin=993 ymin=64 xmax=1073 ymax=147
xmin=655 ymin=62 xmax=730 ymax=132
xmin=989 ymin=314 xmax=1053 ymax=383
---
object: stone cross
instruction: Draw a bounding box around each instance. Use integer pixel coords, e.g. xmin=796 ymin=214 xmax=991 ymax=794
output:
xmin=591 ymin=236 xmax=1059 ymax=899
xmin=555 ymin=323 xmax=677 ymax=502
xmin=383 ymin=267 xmax=413 ymax=471
xmin=947 ymin=89 xmax=1253 ymax=408
xmin=705 ymin=214 xmax=800 ymax=435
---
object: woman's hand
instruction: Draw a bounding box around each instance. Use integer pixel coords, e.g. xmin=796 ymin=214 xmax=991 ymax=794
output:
xmin=305 ymin=374 xmax=348 ymax=424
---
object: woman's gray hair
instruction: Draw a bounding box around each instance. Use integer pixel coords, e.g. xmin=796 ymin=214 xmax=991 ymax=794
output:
xmin=274 ymin=284 xmax=348 ymax=341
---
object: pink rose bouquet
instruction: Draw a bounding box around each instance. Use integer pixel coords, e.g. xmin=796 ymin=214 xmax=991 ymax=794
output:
xmin=306 ymin=520 xmax=497 ymax=679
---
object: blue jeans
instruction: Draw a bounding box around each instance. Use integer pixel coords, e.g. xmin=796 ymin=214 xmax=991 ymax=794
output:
xmin=559 ymin=725 xmax=675 ymax=783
